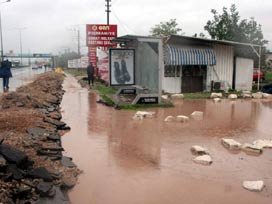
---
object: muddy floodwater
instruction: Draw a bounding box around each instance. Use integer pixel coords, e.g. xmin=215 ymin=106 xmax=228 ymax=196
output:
xmin=61 ymin=75 xmax=272 ymax=204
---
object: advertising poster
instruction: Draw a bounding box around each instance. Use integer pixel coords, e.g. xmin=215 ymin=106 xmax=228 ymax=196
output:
xmin=110 ymin=49 xmax=135 ymax=86
xmin=97 ymin=48 xmax=109 ymax=82
xmin=86 ymin=24 xmax=117 ymax=47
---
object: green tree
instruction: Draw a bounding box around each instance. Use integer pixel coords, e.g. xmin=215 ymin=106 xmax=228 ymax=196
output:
xmin=56 ymin=51 xmax=79 ymax=68
xmin=204 ymin=4 xmax=267 ymax=46
xmin=150 ymin=19 xmax=182 ymax=37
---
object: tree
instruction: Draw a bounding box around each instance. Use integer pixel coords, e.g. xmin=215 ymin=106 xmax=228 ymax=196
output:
xmin=204 ymin=4 xmax=267 ymax=46
xmin=56 ymin=51 xmax=79 ymax=68
xmin=150 ymin=19 xmax=182 ymax=37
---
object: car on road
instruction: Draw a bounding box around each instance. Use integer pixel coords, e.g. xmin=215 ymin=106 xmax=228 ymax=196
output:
xmin=253 ymin=68 xmax=264 ymax=81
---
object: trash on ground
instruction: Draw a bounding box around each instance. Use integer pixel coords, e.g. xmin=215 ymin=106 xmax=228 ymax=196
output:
xmin=211 ymin=93 xmax=223 ymax=98
xmin=252 ymin=92 xmax=263 ymax=99
xmin=253 ymin=139 xmax=272 ymax=149
xmin=213 ymin=98 xmax=221 ymax=102
xmin=171 ymin=94 xmax=184 ymax=99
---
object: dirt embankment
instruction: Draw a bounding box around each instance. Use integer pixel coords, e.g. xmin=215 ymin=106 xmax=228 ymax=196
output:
xmin=0 ymin=72 xmax=79 ymax=204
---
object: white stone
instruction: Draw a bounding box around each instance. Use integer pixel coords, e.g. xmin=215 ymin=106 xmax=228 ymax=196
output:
xmin=161 ymin=95 xmax=169 ymax=100
xmin=213 ymin=98 xmax=221 ymax=103
xmin=132 ymin=111 xmax=155 ymax=120
xmin=164 ymin=116 xmax=175 ymax=122
xmin=221 ymin=138 xmax=241 ymax=150
xmin=191 ymin=145 xmax=209 ymax=155
xmin=211 ymin=92 xmax=223 ymax=98
xmin=242 ymin=143 xmax=263 ymax=154
xmin=242 ymin=90 xmax=251 ymax=94
xmin=228 ymin=94 xmax=238 ymax=99
xmin=176 ymin=115 xmax=189 ymax=122
xmin=242 ymin=180 xmax=264 ymax=192
xmin=242 ymin=93 xmax=252 ymax=98
xmin=193 ymin=155 xmax=212 ymax=165
xmin=171 ymin=94 xmax=184 ymax=99
xmin=262 ymin=93 xmax=272 ymax=99
xmin=190 ymin=111 xmax=204 ymax=120
xmin=252 ymin=92 xmax=263 ymax=99
xmin=253 ymin=139 xmax=272 ymax=149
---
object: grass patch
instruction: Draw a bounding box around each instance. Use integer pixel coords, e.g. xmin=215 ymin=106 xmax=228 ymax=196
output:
xmin=119 ymin=103 xmax=174 ymax=110
xmin=94 ymin=85 xmax=118 ymax=95
xmin=100 ymin=94 xmax=115 ymax=106
xmin=184 ymin=92 xmax=211 ymax=99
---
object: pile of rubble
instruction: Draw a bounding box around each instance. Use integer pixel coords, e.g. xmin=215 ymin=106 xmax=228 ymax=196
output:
xmin=0 ymin=72 xmax=79 ymax=204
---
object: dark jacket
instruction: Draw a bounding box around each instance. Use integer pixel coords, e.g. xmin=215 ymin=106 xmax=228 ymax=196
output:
xmin=0 ymin=60 xmax=12 ymax=78
xmin=87 ymin=64 xmax=94 ymax=77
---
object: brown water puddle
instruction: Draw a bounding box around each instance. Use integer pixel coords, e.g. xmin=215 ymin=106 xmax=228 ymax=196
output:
xmin=61 ymin=75 xmax=272 ymax=204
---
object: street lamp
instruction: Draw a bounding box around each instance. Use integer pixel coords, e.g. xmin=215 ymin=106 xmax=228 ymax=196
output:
xmin=17 ymin=27 xmax=27 ymax=65
xmin=0 ymin=0 xmax=11 ymax=62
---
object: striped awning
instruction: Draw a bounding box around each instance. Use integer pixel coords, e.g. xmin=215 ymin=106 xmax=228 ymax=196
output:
xmin=165 ymin=45 xmax=216 ymax=65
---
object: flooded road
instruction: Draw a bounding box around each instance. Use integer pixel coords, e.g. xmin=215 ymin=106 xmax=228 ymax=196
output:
xmin=61 ymin=75 xmax=272 ymax=204
xmin=0 ymin=66 xmax=48 ymax=93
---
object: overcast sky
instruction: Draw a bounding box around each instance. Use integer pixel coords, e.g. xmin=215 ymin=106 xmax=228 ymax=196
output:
xmin=1 ymin=0 xmax=271 ymax=55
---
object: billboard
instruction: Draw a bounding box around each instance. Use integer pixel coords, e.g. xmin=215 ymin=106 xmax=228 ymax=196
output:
xmin=89 ymin=47 xmax=97 ymax=69
xmin=109 ymin=49 xmax=135 ymax=86
xmin=86 ymin=24 xmax=117 ymax=47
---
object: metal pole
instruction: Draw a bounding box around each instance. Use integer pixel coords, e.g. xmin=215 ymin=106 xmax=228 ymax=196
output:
xmin=0 ymin=10 xmax=4 ymax=61
xmin=257 ymin=46 xmax=261 ymax=90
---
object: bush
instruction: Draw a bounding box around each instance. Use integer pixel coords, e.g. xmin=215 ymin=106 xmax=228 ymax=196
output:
xmin=265 ymin=71 xmax=272 ymax=82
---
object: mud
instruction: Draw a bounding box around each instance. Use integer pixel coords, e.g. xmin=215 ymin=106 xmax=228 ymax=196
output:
xmin=62 ymin=75 xmax=272 ymax=204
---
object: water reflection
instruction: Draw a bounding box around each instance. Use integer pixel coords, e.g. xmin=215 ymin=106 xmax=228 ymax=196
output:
xmin=61 ymin=77 xmax=272 ymax=204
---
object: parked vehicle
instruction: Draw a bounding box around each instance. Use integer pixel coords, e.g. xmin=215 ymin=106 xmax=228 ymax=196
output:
xmin=253 ymin=68 xmax=264 ymax=81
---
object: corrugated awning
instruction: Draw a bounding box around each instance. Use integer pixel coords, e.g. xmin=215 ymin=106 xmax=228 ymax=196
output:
xmin=165 ymin=45 xmax=216 ymax=65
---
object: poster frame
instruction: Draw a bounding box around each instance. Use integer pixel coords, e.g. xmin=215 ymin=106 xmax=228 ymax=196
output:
xmin=109 ymin=48 xmax=135 ymax=86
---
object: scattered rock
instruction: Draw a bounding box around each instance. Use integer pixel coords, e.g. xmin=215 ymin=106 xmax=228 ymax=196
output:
xmin=191 ymin=145 xmax=209 ymax=155
xmin=36 ymin=181 xmax=53 ymax=197
xmin=242 ymin=180 xmax=264 ymax=192
xmin=252 ymin=92 xmax=263 ymax=99
xmin=7 ymin=164 xmax=25 ymax=180
xmin=262 ymin=93 xmax=272 ymax=99
xmin=48 ymin=112 xmax=62 ymax=120
xmin=58 ymin=125 xmax=71 ymax=131
xmin=0 ymin=155 xmax=7 ymax=168
xmin=61 ymin=157 xmax=77 ymax=168
xmin=0 ymin=144 xmax=28 ymax=166
xmin=61 ymin=178 xmax=76 ymax=189
xmin=242 ymin=93 xmax=252 ymax=98
xmin=47 ymin=134 xmax=61 ymax=141
xmin=37 ymin=187 xmax=70 ymax=204
xmin=193 ymin=155 xmax=212 ymax=165
xmin=176 ymin=115 xmax=189 ymax=122
xmin=161 ymin=95 xmax=169 ymax=100
xmin=242 ymin=143 xmax=263 ymax=154
xmin=228 ymin=94 xmax=238 ymax=99
xmin=242 ymin=90 xmax=251 ymax=94
xmin=132 ymin=111 xmax=155 ymax=120
xmin=211 ymin=92 xmax=223 ymax=98
xmin=2 ymin=103 xmax=10 ymax=109
xmin=16 ymin=101 xmax=25 ymax=107
xmin=41 ymin=143 xmax=64 ymax=151
xmin=27 ymin=167 xmax=53 ymax=182
xmin=253 ymin=139 xmax=272 ymax=149
xmin=27 ymin=127 xmax=51 ymax=138
xmin=171 ymin=94 xmax=184 ymax=99
xmin=190 ymin=111 xmax=203 ymax=120
xmin=213 ymin=98 xmax=221 ymax=103
xmin=221 ymin=138 xmax=241 ymax=150
xmin=43 ymin=117 xmax=66 ymax=128
xmin=164 ymin=116 xmax=175 ymax=122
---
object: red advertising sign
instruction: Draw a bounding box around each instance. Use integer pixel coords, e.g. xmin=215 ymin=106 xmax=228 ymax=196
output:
xmin=89 ymin=47 xmax=97 ymax=69
xmin=86 ymin=24 xmax=117 ymax=47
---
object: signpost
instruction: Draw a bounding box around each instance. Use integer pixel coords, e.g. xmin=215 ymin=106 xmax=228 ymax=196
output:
xmin=86 ymin=24 xmax=117 ymax=47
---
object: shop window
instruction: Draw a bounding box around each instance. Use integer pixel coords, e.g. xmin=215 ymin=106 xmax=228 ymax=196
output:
xmin=164 ymin=66 xmax=181 ymax=77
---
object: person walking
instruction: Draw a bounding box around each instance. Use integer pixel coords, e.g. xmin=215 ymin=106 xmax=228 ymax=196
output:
xmin=0 ymin=59 xmax=12 ymax=92
xmin=87 ymin=62 xmax=94 ymax=86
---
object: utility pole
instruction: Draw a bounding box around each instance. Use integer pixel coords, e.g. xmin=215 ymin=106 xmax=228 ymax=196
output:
xmin=105 ymin=0 xmax=111 ymax=25
xmin=77 ymin=29 xmax=80 ymax=56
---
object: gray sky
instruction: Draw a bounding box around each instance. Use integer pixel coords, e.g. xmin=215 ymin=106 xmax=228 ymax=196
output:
xmin=1 ymin=0 xmax=272 ymax=55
